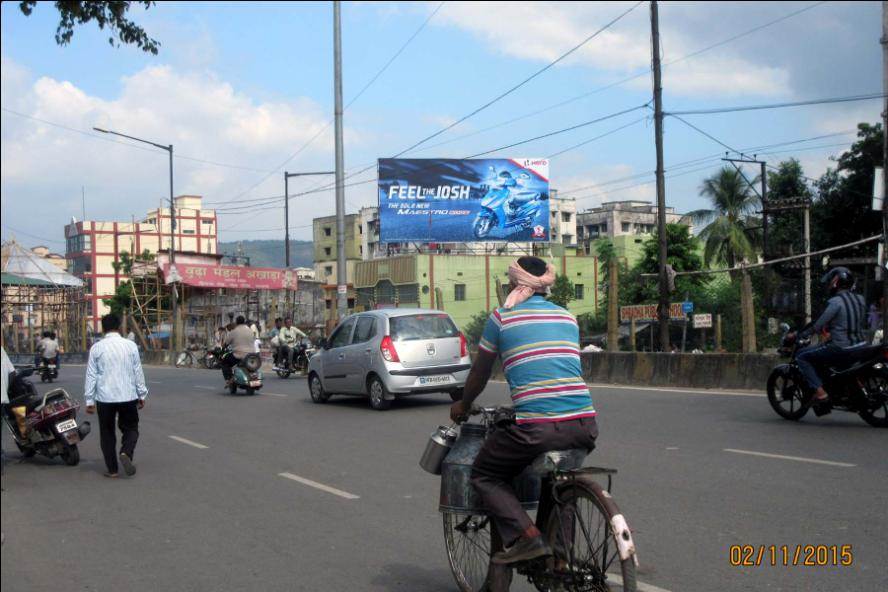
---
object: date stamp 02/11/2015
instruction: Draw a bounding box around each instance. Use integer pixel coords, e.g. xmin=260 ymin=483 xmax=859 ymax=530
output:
xmin=729 ymin=545 xmax=854 ymax=567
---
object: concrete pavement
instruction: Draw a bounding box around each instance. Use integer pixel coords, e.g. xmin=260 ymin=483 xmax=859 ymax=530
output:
xmin=2 ymin=365 xmax=885 ymax=591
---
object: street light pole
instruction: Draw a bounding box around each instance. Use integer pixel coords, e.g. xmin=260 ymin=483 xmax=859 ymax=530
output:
xmin=333 ymin=0 xmax=348 ymax=320
xmin=651 ymin=0 xmax=670 ymax=351
xmin=284 ymin=171 xmax=335 ymax=267
xmin=92 ymin=127 xmax=178 ymax=353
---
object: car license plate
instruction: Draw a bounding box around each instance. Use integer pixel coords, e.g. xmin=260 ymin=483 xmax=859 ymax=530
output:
xmin=418 ymin=375 xmax=452 ymax=386
xmin=56 ymin=419 xmax=77 ymax=433
xmin=48 ymin=364 xmax=56 ymax=369
xmin=249 ymin=380 xmax=262 ymax=387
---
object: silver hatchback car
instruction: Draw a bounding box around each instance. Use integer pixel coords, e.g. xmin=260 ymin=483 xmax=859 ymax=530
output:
xmin=307 ymin=309 xmax=472 ymax=410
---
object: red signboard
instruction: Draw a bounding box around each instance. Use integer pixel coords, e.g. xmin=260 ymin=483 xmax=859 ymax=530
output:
xmin=619 ymin=303 xmax=687 ymax=323
xmin=162 ymin=263 xmax=297 ymax=290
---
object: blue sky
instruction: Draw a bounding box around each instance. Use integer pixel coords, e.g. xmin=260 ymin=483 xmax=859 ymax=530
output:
xmin=0 ymin=1 xmax=881 ymax=250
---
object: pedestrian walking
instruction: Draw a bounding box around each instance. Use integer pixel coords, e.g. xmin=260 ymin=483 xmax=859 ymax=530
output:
xmin=84 ymin=313 xmax=149 ymax=478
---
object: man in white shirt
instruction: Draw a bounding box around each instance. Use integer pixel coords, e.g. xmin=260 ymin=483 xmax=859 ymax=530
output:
xmin=84 ymin=314 xmax=149 ymax=478
xmin=1 ymin=345 xmax=13 ymax=474
xmin=278 ymin=317 xmax=306 ymax=368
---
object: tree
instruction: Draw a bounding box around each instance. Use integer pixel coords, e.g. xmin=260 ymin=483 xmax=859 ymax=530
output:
xmin=628 ymin=224 xmax=704 ymax=302
xmin=548 ymin=274 xmax=575 ymax=309
xmin=765 ymin=159 xmax=813 ymax=258
xmin=102 ymin=250 xmax=155 ymax=317
xmin=463 ymin=310 xmax=490 ymax=347
xmin=689 ymin=167 xmax=761 ymax=268
xmin=18 ymin=1 xmax=160 ymax=54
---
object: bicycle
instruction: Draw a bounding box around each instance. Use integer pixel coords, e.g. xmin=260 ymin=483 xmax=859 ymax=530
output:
xmin=440 ymin=406 xmax=638 ymax=592
xmin=175 ymin=346 xmax=221 ymax=369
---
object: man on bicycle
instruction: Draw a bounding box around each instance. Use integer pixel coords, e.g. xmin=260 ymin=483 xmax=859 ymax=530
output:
xmin=450 ymin=256 xmax=598 ymax=565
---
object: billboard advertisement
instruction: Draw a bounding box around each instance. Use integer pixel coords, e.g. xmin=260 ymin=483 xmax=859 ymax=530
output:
xmin=378 ymin=158 xmax=550 ymax=242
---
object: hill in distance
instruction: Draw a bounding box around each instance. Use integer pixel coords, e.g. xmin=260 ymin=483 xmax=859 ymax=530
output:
xmin=217 ymin=240 xmax=313 ymax=269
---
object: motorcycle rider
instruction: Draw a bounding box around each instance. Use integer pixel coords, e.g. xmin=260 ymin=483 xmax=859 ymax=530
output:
xmin=278 ymin=317 xmax=306 ymax=369
xmin=35 ymin=331 xmax=59 ymax=371
xmin=221 ymin=316 xmax=255 ymax=384
xmin=450 ymin=256 xmax=598 ymax=565
xmin=793 ymin=267 xmax=868 ymax=405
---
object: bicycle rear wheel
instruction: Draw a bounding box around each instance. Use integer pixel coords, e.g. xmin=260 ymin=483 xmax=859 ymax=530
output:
xmin=545 ymin=482 xmax=637 ymax=592
xmin=443 ymin=511 xmax=510 ymax=592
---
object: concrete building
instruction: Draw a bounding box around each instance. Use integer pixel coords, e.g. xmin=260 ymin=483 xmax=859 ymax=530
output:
xmin=548 ymin=191 xmax=577 ymax=247
xmin=64 ymin=195 xmax=218 ymax=330
xmin=576 ymin=200 xmax=690 ymax=265
xmin=30 ymin=246 xmax=68 ymax=271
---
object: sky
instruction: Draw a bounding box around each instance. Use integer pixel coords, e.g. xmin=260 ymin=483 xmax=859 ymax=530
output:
xmin=0 ymin=0 xmax=882 ymax=253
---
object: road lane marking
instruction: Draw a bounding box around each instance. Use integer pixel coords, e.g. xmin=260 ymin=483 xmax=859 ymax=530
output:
xmin=608 ymin=573 xmax=672 ymax=592
xmin=169 ymin=435 xmax=209 ymax=449
xmin=589 ymin=383 xmax=764 ymax=397
xmin=278 ymin=472 xmax=360 ymax=500
xmin=263 ymin=392 xmax=287 ymax=398
xmin=724 ymin=449 xmax=855 ymax=467
xmin=665 ymin=446 xmax=680 ymax=450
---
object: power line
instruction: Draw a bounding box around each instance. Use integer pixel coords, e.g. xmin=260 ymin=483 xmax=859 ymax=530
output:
xmin=1 ymin=224 xmax=66 ymax=246
xmin=391 ymin=1 xmax=645 ymax=158
xmin=547 ymin=116 xmax=648 ymax=158
xmin=666 ymin=92 xmax=885 ymax=116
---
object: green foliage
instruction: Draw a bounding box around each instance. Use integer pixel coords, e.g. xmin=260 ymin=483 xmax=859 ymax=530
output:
xmin=463 ymin=310 xmax=490 ymax=347
xmin=688 ymin=167 xmax=761 ymax=268
xmin=102 ymin=281 xmax=133 ymax=316
xmin=548 ymin=274 xmax=575 ymax=309
xmin=18 ymin=1 xmax=160 ymax=54
xmin=628 ymin=224 xmax=704 ymax=302
xmin=766 ymin=159 xmax=813 ymax=257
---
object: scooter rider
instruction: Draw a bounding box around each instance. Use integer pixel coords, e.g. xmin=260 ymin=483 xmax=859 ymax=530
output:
xmin=36 ymin=331 xmax=59 ymax=369
xmin=221 ymin=316 xmax=255 ymax=384
xmin=793 ymin=267 xmax=868 ymax=405
xmin=278 ymin=317 xmax=306 ymax=368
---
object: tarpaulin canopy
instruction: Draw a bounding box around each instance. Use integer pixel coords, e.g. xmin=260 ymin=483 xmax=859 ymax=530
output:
xmin=1 ymin=241 xmax=83 ymax=287
xmin=1 ymin=272 xmax=53 ymax=286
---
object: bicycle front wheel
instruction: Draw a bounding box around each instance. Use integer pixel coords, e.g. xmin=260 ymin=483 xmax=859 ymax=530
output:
xmin=175 ymin=350 xmax=193 ymax=368
xmin=443 ymin=511 xmax=509 ymax=592
xmin=545 ymin=481 xmax=637 ymax=592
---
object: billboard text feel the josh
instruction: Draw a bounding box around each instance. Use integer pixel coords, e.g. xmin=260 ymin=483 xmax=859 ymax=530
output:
xmin=386 ymin=185 xmax=471 ymax=200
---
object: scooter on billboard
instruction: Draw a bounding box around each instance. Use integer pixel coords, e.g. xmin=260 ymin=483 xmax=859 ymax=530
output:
xmin=472 ymin=169 xmax=547 ymax=239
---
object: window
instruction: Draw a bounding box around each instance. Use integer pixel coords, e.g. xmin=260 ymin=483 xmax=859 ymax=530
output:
xmin=600 ymin=222 xmax=607 ymax=232
xmin=66 ymin=234 xmax=92 ymax=255
xmin=201 ymin=218 xmax=214 ymax=225
xmin=183 ymin=229 xmax=195 ymax=234
xmin=325 ymin=266 xmax=333 ymax=275
xmin=359 ymin=225 xmax=363 ymax=235
xmin=621 ymin=222 xmax=631 ymax=233
xmin=575 ymin=284 xmax=585 ymax=300
xmin=324 ymin=227 xmax=332 ymax=237
xmin=329 ymin=317 xmax=356 ymax=348
xmin=324 ymin=247 xmax=332 ymax=256
xmin=562 ymin=212 xmax=572 ymax=222
xmin=352 ymin=316 xmax=377 ymax=344
xmin=454 ymin=284 xmax=466 ymax=301
xmin=390 ymin=314 xmax=458 ymax=341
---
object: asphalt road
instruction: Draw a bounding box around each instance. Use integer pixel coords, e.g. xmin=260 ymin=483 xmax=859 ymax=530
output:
xmin=2 ymin=365 xmax=885 ymax=592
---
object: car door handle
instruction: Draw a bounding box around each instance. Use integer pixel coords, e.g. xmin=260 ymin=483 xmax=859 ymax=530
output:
xmin=365 ymin=348 xmax=372 ymax=353
xmin=338 ymin=354 xmax=345 ymax=360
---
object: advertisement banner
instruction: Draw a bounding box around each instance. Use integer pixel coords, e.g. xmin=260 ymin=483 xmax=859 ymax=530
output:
xmin=619 ymin=303 xmax=688 ymax=323
xmin=162 ymin=264 xmax=297 ymax=290
xmin=378 ymin=158 xmax=550 ymax=242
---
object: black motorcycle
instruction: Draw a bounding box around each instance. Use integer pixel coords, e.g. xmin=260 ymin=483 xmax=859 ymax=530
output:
xmin=767 ymin=324 xmax=888 ymax=427
xmin=274 ymin=343 xmax=312 ymax=379
xmin=38 ymin=357 xmax=59 ymax=383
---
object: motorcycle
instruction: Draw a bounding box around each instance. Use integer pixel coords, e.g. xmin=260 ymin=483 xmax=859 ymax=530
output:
xmin=38 ymin=356 xmax=59 ymax=383
xmin=766 ymin=324 xmax=888 ymax=427
xmin=201 ymin=347 xmax=223 ymax=370
xmin=472 ymin=171 xmax=546 ymax=239
xmin=3 ymin=365 xmax=91 ymax=465
xmin=222 ymin=348 xmax=264 ymax=395
xmin=274 ymin=342 xmax=312 ymax=378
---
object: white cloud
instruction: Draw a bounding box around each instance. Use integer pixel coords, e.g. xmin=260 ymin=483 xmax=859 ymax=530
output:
xmin=435 ymin=1 xmax=791 ymax=98
xmin=0 ymin=59 xmax=353 ymax=241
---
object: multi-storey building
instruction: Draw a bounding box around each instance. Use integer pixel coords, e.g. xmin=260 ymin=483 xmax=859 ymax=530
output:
xmin=64 ymin=195 xmax=218 ymax=330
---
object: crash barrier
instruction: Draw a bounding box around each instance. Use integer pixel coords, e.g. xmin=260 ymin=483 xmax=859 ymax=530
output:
xmin=580 ymin=352 xmax=776 ymax=391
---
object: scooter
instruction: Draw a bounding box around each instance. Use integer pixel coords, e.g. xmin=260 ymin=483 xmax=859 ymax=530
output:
xmin=473 ymin=171 xmax=545 ymax=239
xmin=222 ymin=349 xmax=264 ymax=395
xmin=767 ymin=324 xmax=888 ymax=427
xmin=38 ymin=356 xmax=59 ymax=383
xmin=3 ymin=366 xmax=90 ymax=465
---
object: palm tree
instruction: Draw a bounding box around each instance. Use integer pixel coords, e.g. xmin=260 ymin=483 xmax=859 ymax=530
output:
xmin=688 ymin=167 xmax=761 ymax=268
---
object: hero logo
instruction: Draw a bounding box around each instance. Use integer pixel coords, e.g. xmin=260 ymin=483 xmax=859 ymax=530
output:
xmin=521 ymin=159 xmax=549 ymax=167
xmin=532 ymin=225 xmax=546 ymax=238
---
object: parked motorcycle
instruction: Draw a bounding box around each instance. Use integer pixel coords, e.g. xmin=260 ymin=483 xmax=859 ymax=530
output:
xmin=767 ymin=324 xmax=888 ymax=427
xmin=223 ymin=350 xmax=263 ymax=395
xmin=3 ymin=366 xmax=90 ymax=465
xmin=472 ymin=170 xmax=545 ymax=239
xmin=38 ymin=357 xmax=59 ymax=383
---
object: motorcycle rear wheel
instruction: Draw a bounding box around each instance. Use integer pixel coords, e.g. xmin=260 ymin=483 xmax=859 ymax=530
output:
xmin=859 ymin=370 xmax=888 ymax=427
xmin=767 ymin=370 xmax=809 ymax=420
xmin=61 ymin=444 xmax=80 ymax=466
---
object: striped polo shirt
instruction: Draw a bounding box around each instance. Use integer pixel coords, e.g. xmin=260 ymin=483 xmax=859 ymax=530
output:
xmin=479 ymin=295 xmax=595 ymax=424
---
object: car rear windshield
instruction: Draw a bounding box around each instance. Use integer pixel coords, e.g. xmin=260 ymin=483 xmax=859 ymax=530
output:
xmin=389 ymin=314 xmax=459 ymax=342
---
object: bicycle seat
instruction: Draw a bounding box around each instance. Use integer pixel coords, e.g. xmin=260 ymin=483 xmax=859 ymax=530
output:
xmin=527 ymin=448 xmax=589 ymax=476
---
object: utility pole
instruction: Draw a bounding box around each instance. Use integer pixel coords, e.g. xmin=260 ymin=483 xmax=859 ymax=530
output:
xmin=284 ymin=170 xmax=334 ymax=267
xmin=881 ymin=0 xmax=888 ymax=341
xmin=333 ymin=0 xmax=348 ymax=320
xmin=760 ymin=161 xmax=768 ymax=259
xmin=651 ymin=0 xmax=669 ymax=351
xmin=803 ymin=202 xmax=812 ymax=323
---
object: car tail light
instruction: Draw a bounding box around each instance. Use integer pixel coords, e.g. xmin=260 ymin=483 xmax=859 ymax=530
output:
xmin=380 ymin=335 xmax=400 ymax=363
xmin=459 ymin=332 xmax=468 ymax=357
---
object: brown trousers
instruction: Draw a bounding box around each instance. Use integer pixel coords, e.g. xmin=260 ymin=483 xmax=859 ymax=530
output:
xmin=470 ymin=416 xmax=598 ymax=545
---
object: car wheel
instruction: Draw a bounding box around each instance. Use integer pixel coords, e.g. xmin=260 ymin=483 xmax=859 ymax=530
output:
xmin=368 ymin=376 xmax=393 ymax=411
xmin=309 ymin=373 xmax=330 ymax=404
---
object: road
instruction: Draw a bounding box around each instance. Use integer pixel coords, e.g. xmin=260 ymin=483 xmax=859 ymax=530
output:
xmin=2 ymin=365 xmax=885 ymax=592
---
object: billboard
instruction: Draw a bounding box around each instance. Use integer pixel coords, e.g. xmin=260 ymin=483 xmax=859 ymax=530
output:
xmin=378 ymin=158 xmax=550 ymax=242
xmin=162 ymin=264 xmax=297 ymax=290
